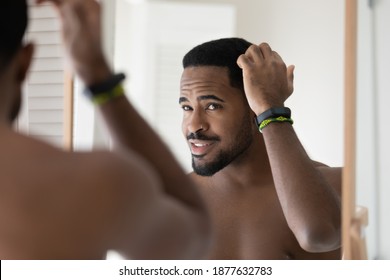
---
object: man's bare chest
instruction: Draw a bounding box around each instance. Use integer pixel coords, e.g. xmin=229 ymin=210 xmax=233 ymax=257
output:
xmin=199 ymin=185 xmax=340 ymax=259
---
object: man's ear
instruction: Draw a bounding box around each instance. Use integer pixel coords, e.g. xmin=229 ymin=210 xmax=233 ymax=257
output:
xmin=16 ymin=43 xmax=34 ymax=82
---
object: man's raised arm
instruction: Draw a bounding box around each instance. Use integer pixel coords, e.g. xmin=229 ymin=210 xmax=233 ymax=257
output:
xmin=237 ymin=43 xmax=341 ymax=253
xmin=37 ymin=0 xmax=210 ymax=259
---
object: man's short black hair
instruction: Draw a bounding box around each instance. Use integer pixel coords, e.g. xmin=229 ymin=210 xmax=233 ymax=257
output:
xmin=0 ymin=0 xmax=28 ymax=71
xmin=182 ymin=38 xmax=253 ymax=92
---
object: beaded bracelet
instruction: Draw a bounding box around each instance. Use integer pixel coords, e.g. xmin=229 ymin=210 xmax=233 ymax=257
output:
xmin=259 ymin=116 xmax=294 ymax=133
xmin=91 ymin=83 xmax=125 ymax=105
xmin=84 ymin=73 xmax=126 ymax=105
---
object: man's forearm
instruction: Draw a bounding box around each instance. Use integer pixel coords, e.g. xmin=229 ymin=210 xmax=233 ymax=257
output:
xmin=262 ymin=122 xmax=341 ymax=252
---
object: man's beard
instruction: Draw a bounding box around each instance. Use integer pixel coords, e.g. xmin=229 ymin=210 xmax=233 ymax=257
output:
xmin=189 ymin=115 xmax=254 ymax=177
xmin=192 ymin=148 xmax=248 ymax=176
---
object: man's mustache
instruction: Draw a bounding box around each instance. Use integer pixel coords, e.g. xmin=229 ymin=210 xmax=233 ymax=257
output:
xmin=187 ymin=132 xmax=220 ymax=141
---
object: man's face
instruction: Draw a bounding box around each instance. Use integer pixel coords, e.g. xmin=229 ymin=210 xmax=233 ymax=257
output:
xmin=179 ymin=66 xmax=255 ymax=176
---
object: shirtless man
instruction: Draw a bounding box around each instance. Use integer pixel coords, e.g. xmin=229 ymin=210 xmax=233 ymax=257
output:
xmin=179 ymin=38 xmax=341 ymax=259
xmin=0 ymin=0 xmax=209 ymax=259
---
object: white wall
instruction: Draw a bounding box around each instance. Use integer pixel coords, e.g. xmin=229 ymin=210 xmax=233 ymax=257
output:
xmin=356 ymin=0 xmax=377 ymax=260
xmin=355 ymin=0 xmax=390 ymax=260
xmin=374 ymin=0 xmax=390 ymax=260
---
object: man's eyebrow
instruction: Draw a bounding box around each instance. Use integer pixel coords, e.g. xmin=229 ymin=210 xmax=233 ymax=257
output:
xmin=198 ymin=95 xmax=225 ymax=103
xmin=179 ymin=97 xmax=188 ymax=104
xmin=179 ymin=95 xmax=225 ymax=104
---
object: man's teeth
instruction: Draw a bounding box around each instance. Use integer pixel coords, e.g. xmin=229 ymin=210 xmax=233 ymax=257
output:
xmin=194 ymin=143 xmax=209 ymax=147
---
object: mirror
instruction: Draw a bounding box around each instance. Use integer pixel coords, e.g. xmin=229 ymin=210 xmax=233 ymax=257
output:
xmin=23 ymin=0 xmax=350 ymax=259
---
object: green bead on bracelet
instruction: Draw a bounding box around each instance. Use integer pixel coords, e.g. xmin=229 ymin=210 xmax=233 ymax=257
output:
xmin=259 ymin=116 xmax=294 ymax=133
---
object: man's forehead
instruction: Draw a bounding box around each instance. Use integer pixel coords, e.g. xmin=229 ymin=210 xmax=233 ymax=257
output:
xmin=181 ymin=66 xmax=229 ymax=82
xmin=179 ymin=67 xmax=245 ymax=105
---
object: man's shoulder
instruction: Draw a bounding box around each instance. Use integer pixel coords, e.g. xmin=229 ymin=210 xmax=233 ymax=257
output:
xmin=311 ymin=160 xmax=342 ymax=172
xmin=65 ymin=150 xmax=146 ymax=185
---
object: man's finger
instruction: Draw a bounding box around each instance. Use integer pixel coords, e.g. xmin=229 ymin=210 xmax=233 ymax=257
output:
xmin=237 ymin=54 xmax=251 ymax=69
xmin=287 ymin=65 xmax=295 ymax=81
xmin=272 ymin=50 xmax=284 ymax=61
xmin=246 ymin=44 xmax=264 ymax=62
xmin=259 ymin=42 xmax=273 ymax=58
xmin=287 ymin=65 xmax=295 ymax=93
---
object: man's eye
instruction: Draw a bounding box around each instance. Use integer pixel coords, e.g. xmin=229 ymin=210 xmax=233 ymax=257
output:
xmin=181 ymin=105 xmax=192 ymax=111
xmin=207 ymin=103 xmax=222 ymax=110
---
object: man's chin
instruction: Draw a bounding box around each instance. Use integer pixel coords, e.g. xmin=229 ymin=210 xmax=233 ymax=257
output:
xmin=192 ymin=160 xmax=224 ymax=177
xmin=193 ymin=168 xmax=216 ymax=177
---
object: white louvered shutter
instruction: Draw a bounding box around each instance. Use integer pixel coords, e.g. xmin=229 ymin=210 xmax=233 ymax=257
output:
xmin=17 ymin=2 xmax=66 ymax=148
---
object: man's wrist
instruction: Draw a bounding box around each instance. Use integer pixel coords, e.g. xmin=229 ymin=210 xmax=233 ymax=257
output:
xmin=77 ymin=57 xmax=113 ymax=86
xmin=251 ymin=101 xmax=284 ymax=116
xmin=83 ymin=73 xmax=126 ymax=105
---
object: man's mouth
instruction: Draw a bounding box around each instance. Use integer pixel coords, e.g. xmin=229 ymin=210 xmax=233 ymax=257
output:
xmin=189 ymin=140 xmax=215 ymax=156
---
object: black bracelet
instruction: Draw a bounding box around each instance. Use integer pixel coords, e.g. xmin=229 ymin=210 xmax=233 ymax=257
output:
xmin=84 ymin=73 xmax=126 ymax=98
xmin=255 ymin=107 xmax=291 ymax=126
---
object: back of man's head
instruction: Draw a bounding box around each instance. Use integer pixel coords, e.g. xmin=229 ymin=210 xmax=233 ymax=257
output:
xmin=0 ymin=0 xmax=28 ymax=72
xmin=182 ymin=38 xmax=252 ymax=92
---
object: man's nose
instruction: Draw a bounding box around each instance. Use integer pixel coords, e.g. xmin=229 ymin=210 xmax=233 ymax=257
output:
xmin=187 ymin=110 xmax=208 ymax=134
